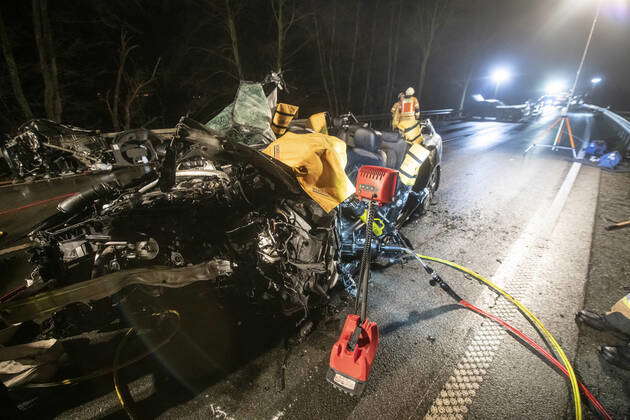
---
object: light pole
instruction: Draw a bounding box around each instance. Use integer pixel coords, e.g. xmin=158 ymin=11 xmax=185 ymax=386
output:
xmin=526 ymin=0 xmax=605 ymax=160
xmin=491 ymin=68 xmax=510 ymax=98
xmin=552 ymin=0 xmax=603 ymax=155
xmin=567 ymin=0 xmax=603 ymax=105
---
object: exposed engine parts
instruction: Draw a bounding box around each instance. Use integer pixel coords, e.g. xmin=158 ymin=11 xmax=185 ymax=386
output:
xmin=1 ymin=124 xmax=338 ymax=343
xmin=0 ymin=119 xmax=166 ymax=180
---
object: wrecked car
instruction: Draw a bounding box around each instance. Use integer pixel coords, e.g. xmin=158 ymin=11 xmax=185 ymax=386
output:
xmin=0 ymin=78 xmax=440 ymax=395
xmin=328 ymin=113 xmax=442 ymax=292
xmin=0 ymin=120 xmax=341 ymax=332
xmin=0 ymin=81 xmax=349 ymax=390
xmin=1 ymin=119 xmax=164 ymax=180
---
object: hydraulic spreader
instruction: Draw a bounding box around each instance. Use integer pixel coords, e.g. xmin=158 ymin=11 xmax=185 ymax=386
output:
xmin=327 ymin=166 xmax=398 ymax=396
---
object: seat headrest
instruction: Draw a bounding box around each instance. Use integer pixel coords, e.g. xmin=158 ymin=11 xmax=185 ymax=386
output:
xmin=353 ymin=127 xmax=380 ymax=153
xmin=379 ymin=131 xmax=403 ymax=143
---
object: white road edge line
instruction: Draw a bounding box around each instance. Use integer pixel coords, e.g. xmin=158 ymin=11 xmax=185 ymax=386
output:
xmin=419 ymin=161 xmax=583 ymax=420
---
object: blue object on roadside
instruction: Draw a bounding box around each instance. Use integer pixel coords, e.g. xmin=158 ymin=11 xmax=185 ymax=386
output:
xmin=598 ymin=151 xmax=622 ymax=169
xmin=584 ymin=141 xmax=607 ymax=157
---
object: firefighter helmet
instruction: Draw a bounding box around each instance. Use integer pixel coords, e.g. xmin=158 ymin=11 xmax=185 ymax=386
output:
xmin=405 ymin=87 xmax=415 ymax=97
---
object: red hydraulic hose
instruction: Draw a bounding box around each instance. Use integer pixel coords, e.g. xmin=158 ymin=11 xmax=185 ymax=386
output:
xmin=0 ymin=192 xmax=76 ymax=216
xmin=0 ymin=285 xmax=26 ymax=303
xmin=459 ymin=299 xmax=613 ymax=420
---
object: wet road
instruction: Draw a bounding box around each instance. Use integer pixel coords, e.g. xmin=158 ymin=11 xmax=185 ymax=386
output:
xmin=0 ymin=111 xmax=609 ymax=419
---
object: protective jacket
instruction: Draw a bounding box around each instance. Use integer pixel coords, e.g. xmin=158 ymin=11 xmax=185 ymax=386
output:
xmin=391 ymin=96 xmax=420 ymax=119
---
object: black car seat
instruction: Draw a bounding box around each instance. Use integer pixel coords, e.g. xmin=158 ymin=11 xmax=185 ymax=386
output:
xmin=345 ymin=127 xmax=384 ymax=176
xmin=378 ymin=131 xmax=408 ymax=170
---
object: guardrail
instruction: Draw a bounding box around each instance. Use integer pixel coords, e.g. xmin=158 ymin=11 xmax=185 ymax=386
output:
xmin=355 ymin=109 xmax=455 ymax=123
xmin=613 ymin=110 xmax=630 ymax=119
xmin=583 ymin=104 xmax=630 ymax=154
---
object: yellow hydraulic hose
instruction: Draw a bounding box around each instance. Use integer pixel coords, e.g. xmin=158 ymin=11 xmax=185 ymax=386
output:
xmin=415 ymin=254 xmax=582 ymax=420
xmin=113 ymin=327 xmax=140 ymax=420
xmin=113 ymin=309 xmax=180 ymax=419
xmin=21 ymin=309 xmax=180 ymax=393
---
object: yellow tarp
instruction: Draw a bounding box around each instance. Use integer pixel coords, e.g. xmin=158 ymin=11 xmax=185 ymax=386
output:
xmin=307 ymin=112 xmax=328 ymax=134
xmin=272 ymin=103 xmax=299 ymax=136
xmin=262 ymin=131 xmax=355 ymax=213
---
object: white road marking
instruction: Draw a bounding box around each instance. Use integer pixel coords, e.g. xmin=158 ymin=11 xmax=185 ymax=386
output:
xmin=421 ymin=160 xmax=584 ymax=420
xmin=543 ymin=162 xmax=582 ymax=237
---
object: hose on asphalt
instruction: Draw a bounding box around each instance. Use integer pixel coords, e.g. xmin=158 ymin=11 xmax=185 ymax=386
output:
xmin=112 ymin=309 xmax=180 ymax=419
xmin=409 ymin=253 xmax=594 ymax=420
xmin=457 ymin=300 xmax=612 ymax=420
xmin=113 ymin=327 xmax=140 ymax=420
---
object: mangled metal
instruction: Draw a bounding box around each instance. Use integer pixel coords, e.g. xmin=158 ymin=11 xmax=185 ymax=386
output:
xmin=1 ymin=110 xmax=340 ymax=343
xmin=0 ymin=260 xmax=232 ymax=324
xmin=1 ymin=119 xmax=166 ymax=179
xmin=0 ymin=77 xmax=444 ymax=393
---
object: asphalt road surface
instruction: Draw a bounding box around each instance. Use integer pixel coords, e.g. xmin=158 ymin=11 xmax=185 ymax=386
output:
xmin=1 ymin=110 xmax=622 ymax=419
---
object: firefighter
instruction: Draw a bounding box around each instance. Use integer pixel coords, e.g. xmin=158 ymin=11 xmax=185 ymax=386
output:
xmin=391 ymin=88 xmax=422 ymax=144
xmin=391 ymin=87 xmax=420 ymax=128
xmin=391 ymin=92 xmax=404 ymax=130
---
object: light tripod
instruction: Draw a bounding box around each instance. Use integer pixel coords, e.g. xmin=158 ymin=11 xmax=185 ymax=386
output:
xmin=526 ymin=0 xmax=602 ymax=158
xmin=525 ymin=108 xmax=578 ymax=158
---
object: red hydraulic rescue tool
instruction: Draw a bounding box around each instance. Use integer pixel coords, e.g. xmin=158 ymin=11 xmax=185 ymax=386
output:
xmin=327 ymin=165 xmax=398 ymax=396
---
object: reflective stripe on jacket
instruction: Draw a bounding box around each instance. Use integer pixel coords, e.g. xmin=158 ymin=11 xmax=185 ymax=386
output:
xmin=399 ymin=96 xmax=419 ymax=117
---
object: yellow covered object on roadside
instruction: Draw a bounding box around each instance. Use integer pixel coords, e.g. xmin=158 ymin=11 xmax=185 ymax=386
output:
xmin=307 ymin=112 xmax=328 ymax=134
xmin=262 ymin=131 xmax=355 ymax=213
xmin=271 ymin=103 xmax=299 ymax=136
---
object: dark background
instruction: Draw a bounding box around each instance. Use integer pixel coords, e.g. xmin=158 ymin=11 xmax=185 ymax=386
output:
xmin=0 ymin=0 xmax=628 ymax=134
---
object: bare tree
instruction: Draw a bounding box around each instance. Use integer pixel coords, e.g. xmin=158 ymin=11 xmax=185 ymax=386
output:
xmin=326 ymin=2 xmax=339 ymax=113
xmin=102 ymin=30 xmax=160 ymax=130
xmin=271 ymin=0 xmax=292 ymax=73
xmin=312 ymin=5 xmax=333 ymax=113
xmin=382 ymin=1 xmax=403 ymax=110
xmin=382 ymin=5 xmax=396 ymax=110
xmin=413 ymin=0 xmax=451 ymax=99
xmin=105 ymin=31 xmax=137 ymax=130
xmin=0 ymin=9 xmax=33 ymax=119
xmin=32 ymin=0 xmax=62 ymax=121
xmin=362 ymin=0 xmax=380 ymax=114
xmin=345 ymin=0 xmax=361 ymax=108
xmin=201 ymin=0 xmax=244 ymax=81
xmin=388 ymin=1 xmax=403 ymax=103
xmin=224 ymin=0 xmax=243 ymax=79
xmin=123 ymin=58 xmax=161 ymax=130
xmin=311 ymin=0 xmax=340 ymax=114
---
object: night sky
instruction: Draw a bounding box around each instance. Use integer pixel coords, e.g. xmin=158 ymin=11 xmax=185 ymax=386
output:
xmin=478 ymin=0 xmax=630 ymax=105
xmin=0 ymin=0 xmax=628 ymax=134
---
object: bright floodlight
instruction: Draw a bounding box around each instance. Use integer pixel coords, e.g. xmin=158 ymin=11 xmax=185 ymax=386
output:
xmin=545 ymin=80 xmax=566 ymax=95
xmin=491 ymin=68 xmax=510 ymax=83
xmin=591 ymin=77 xmax=602 ymax=84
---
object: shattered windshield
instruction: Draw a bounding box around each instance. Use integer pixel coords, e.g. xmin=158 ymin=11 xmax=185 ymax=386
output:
xmin=206 ymin=81 xmax=275 ymax=146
